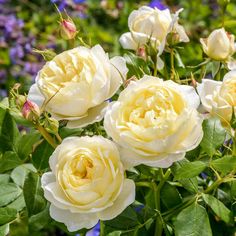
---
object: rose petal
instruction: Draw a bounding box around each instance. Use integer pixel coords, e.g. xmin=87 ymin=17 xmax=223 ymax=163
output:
xmin=27 ymin=83 xmax=45 ymax=109
xmin=196 ymin=79 xmax=222 ymax=113
xmin=98 ymin=179 xmax=135 ymax=220
xmin=67 ymin=102 xmax=109 ymax=128
xmin=119 ymin=32 xmax=138 ymax=50
xmin=50 ymin=204 xmax=99 ymax=232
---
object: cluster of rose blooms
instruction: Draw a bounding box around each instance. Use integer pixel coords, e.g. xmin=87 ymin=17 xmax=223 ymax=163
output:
xmin=19 ymin=6 xmax=236 ymax=232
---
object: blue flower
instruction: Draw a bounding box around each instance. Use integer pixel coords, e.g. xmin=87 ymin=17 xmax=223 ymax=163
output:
xmin=86 ymin=222 xmax=100 ymax=236
xmin=73 ymin=0 xmax=86 ymax=4
xmin=149 ymin=0 xmax=167 ymax=10
xmin=50 ymin=0 xmax=67 ymax=11
xmin=10 ymin=45 xmax=24 ymax=63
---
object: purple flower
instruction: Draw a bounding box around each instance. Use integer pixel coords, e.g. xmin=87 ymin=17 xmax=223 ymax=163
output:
xmin=0 ymin=70 xmax=7 ymax=84
xmin=86 ymin=222 xmax=100 ymax=236
xmin=73 ymin=0 xmax=86 ymax=4
xmin=10 ymin=45 xmax=24 ymax=63
xmin=51 ymin=0 xmax=67 ymax=11
xmin=200 ymin=172 xmax=208 ymax=179
xmin=0 ymin=89 xmax=7 ymax=98
xmin=23 ymin=62 xmax=43 ymax=76
xmin=149 ymin=0 xmax=167 ymax=10
xmin=5 ymin=15 xmax=24 ymax=34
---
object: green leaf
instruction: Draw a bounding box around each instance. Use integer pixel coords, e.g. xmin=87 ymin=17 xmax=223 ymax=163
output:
xmin=59 ymin=127 xmax=83 ymax=139
xmin=0 ymin=183 xmax=22 ymax=207
xmin=11 ymin=164 xmax=36 ymax=187
xmin=171 ymin=159 xmax=198 ymax=193
xmin=124 ymin=52 xmax=151 ymax=79
xmin=29 ymin=204 xmax=50 ymax=232
xmin=0 ymin=224 xmax=9 ymax=236
xmin=23 ymin=172 xmax=46 ymax=216
xmin=200 ymin=118 xmax=226 ymax=157
xmin=16 ymin=132 xmax=41 ymax=160
xmin=0 ymin=174 xmax=10 ymax=184
xmin=0 ymin=109 xmax=19 ymax=152
xmin=32 ymin=140 xmax=54 ymax=170
xmin=211 ymin=155 xmax=236 ymax=175
xmin=160 ymin=182 xmax=182 ymax=209
xmin=211 ymin=61 xmax=221 ymax=78
xmin=202 ymin=194 xmax=233 ymax=224
xmin=107 ymin=231 xmax=122 ymax=236
xmin=175 ymin=50 xmax=185 ymax=68
xmin=0 ymin=97 xmax=8 ymax=109
xmin=7 ymin=194 xmax=25 ymax=212
xmin=174 ymin=161 xmax=207 ymax=180
xmin=230 ymin=180 xmax=236 ymax=199
xmin=104 ymin=207 xmax=139 ymax=230
xmin=0 ymin=207 xmax=17 ymax=225
xmin=174 ymin=203 xmax=212 ymax=236
xmin=0 ymin=106 xmax=7 ymax=128
xmin=0 ymin=152 xmax=22 ymax=173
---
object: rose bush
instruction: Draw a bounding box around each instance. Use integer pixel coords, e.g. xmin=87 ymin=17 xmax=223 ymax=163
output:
xmin=28 ymin=45 xmax=128 ymax=128
xmin=1 ymin=1 xmax=236 ymax=235
xmin=41 ymin=136 xmax=135 ymax=232
xmin=104 ymin=75 xmax=203 ymax=168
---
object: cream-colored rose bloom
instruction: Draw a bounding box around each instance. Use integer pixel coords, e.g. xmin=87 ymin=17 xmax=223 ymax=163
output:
xmin=28 ymin=45 xmax=128 ymax=128
xmin=104 ymin=76 xmax=203 ymax=168
xmin=119 ymin=6 xmax=189 ymax=53
xmin=41 ymin=136 xmax=135 ymax=232
xmin=197 ymin=71 xmax=236 ymax=125
xmin=200 ymin=28 xmax=235 ymax=61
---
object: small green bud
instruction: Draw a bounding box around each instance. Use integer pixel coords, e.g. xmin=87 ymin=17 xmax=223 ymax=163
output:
xmin=44 ymin=117 xmax=59 ymax=134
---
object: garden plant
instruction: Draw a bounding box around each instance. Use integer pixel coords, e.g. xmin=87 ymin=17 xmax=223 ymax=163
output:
xmin=0 ymin=0 xmax=235 ymax=235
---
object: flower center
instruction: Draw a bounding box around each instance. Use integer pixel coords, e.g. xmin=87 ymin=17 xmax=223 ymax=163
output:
xmin=70 ymin=155 xmax=94 ymax=180
xmin=122 ymin=86 xmax=185 ymax=128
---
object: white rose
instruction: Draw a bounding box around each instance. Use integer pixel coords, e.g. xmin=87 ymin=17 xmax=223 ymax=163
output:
xmin=41 ymin=136 xmax=135 ymax=232
xmin=28 ymin=45 xmax=128 ymax=128
xmin=119 ymin=6 xmax=189 ymax=53
xmin=197 ymin=71 xmax=236 ymax=125
xmin=200 ymin=28 xmax=235 ymax=61
xmin=104 ymin=76 xmax=203 ymax=168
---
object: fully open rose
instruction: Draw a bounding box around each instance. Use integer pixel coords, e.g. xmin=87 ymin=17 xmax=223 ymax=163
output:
xmin=28 ymin=45 xmax=127 ymax=128
xmin=104 ymin=76 xmax=203 ymax=168
xmin=41 ymin=136 xmax=135 ymax=232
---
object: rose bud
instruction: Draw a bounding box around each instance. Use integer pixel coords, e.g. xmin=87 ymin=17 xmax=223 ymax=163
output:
xmin=200 ymin=28 xmax=235 ymax=61
xmin=22 ymin=100 xmax=40 ymax=122
xmin=137 ymin=46 xmax=147 ymax=60
xmin=59 ymin=18 xmax=77 ymax=40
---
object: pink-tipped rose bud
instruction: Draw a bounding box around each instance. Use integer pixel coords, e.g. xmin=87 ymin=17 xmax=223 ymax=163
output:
xmin=60 ymin=18 xmax=77 ymax=40
xmin=22 ymin=100 xmax=40 ymax=122
xmin=137 ymin=46 xmax=147 ymax=60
